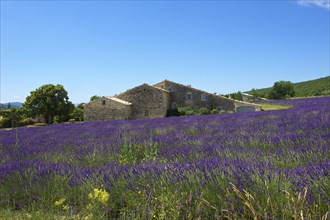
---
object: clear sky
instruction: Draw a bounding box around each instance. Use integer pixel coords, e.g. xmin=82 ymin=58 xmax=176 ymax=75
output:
xmin=1 ymin=0 xmax=329 ymax=104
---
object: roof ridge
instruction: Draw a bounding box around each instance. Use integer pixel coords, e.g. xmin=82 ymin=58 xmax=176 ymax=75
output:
xmin=148 ymin=84 xmax=170 ymax=93
xmin=104 ymin=96 xmax=132 ymax=105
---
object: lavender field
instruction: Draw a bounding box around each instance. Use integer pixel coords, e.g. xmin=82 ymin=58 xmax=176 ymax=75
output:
xmin=1 ymin=97 xmax=329 ymax=219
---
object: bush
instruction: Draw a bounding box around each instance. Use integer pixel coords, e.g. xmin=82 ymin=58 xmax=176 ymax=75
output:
xmin=0 ymin=117 xmax=12 ymax=128
xmin=68 ymin=119 xmax=76 ymax=123
xmin=19 ymin=118 xmax=35 ymax=127
xmin=167 ymin=109 xmax=180 ymax=117
xmin=69 ymin=108 xmax=84 ymax=121
xmin=178 ymin=106 xmax=194 ymax=115
xmin=211 ymin=109 xmax=219 ymax=114
xmin=198 ymin=107 xmax=209 ymax=115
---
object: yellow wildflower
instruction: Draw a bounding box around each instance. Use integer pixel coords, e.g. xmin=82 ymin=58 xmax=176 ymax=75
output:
xmin=63 ymin=204 xmax=69 ymax=211
xmin=89 ymin=188 xmax=110 ymax=204
xmin=54 ymin=198 xmax=66 ymax=206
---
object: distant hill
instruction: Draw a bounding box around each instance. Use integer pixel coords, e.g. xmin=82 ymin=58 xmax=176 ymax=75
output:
xmin=246 ymin=76 xmax=330 ymax=98
xmin=0 ymin=102 xmax=23 ymax=109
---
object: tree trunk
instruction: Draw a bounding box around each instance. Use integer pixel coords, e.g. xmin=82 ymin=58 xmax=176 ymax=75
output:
xmin=45 ymin=115 xmax=52 ymax=124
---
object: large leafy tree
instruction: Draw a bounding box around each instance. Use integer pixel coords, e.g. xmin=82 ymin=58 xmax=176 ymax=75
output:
xmin=24 ymin=84 xmax=74 ymax=124
xmin=269 ymin=81 xmax=295 ymax=99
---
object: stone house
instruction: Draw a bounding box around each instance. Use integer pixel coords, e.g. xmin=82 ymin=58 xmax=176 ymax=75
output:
xmin=84 ymin=80 xmax=261 ymax=121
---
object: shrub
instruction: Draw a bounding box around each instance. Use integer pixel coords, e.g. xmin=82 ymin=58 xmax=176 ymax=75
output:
xmin=69 ymin=108 xmax=84 ymax=121
xmin=211 ymin=109 xmax=218 ymax=114
xmin=178 ymin=106 xmax=194 ymax=115
xmin=198 ymin=107 xmax=209 ymax=115
xmin=0 ymin=117 xmax=11 ymax=128
xmin=68 ymin=119 xmax=76 ymax=123
xmin=19 ymin=118 xmax=35 ymax=127
xmin=166 ymin=109 xmax=180 ymax=117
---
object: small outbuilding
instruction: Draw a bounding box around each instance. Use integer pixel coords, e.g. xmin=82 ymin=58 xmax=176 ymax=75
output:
xmin=84 ymin=96 xmax=132 ymax=121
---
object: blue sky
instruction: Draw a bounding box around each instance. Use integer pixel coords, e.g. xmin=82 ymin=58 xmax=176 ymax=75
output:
xmin=1 ymin=0 xmax=329 ymax=104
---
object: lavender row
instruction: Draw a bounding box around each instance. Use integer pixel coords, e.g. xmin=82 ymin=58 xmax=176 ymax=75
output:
xmin=0 ymin=97 xmax=329 ymax=218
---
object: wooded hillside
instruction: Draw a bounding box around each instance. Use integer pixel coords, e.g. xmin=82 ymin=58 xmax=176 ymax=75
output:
xmin=246 ymin=76 xmax=330 ymax=98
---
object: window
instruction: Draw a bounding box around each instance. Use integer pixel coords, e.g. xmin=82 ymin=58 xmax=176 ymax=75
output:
xmin=145 ymin=110 xmax=149 ymax=117
xmin=186 ymin=93 xmax=192 ymax=100
xmin=201 ymin=94 xmax=208 ymax=101
xmin=102 ymin=100 xmax=106 ymax=105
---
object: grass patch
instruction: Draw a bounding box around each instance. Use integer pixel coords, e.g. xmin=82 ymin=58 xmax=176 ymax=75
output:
xmin=261 ymin=103 xmax=293 ymax=110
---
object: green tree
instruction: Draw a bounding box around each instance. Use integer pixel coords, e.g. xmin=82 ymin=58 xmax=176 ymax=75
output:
xmin=0 ymin=108 xmax=23 ymax=128
xmin=76 ymin=103 xmax=85 ymax=109
xmin=230 ymin=91 xmax=243 ymax=101
xmin=24 ymin=84 xmax=74 ymax=124
xmin=269 ymin=81 xmax=295 ymax=99
xmin=70 ymin=107 xmax=84 ymax=121
xmin=90 ymin=95 xmax=100 ymax=102
xmin=250 ymin=89 xmax=261 ymax=99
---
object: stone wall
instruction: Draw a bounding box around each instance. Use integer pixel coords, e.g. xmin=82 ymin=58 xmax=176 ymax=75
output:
xmin=84 ymin=97 xmax=132 ymax=121
xmin=154 ymin=80 xmax=261 ymax=113
xmin=154 ymin=80 xmax=235 ymax=112
xmin=116 ymin=84 xmax=170 ymax=119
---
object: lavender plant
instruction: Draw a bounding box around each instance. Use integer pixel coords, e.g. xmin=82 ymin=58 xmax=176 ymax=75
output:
xmin=0 ymin=97 xmax=329 ymax=219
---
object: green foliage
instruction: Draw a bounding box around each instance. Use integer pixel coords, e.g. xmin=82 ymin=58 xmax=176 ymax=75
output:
xmin=119 ymin=141 xmax=159 ymax=164
xmin=211 ymin=109 xmax=218 ymax=114
xmin=250 ymin=88 xmax=264 ymax=99
xmin=246 ymin=76 xmax=330 ymax=98
xmin=70 ymin=107 xmax=84 ymax=121
xmin=76 ymin=103 xmax=85 ymax=109
xmin=178 ymin=106 xmax=194 ymax=116
xmin=198 ymin=107 xmax=209 ymax=115
xmin=0 ymin=116 xmax=11 ymax=128
xmin=293 ymin=76 xmax=330 ymax=97
xmin=24 ymin=84 xmax=74 ymax=124
xmin=166 ymin=109 xmax=180 ymax=117
xmin=261 ymin=103 xmax=293 ymax=110
xmin=229 ymin=91 xmax=243 ymax=101
xmin=177 ymin=107 xmax=216 ymax=116
xmin=90 ymin=95 xmax=100 ymax=102
xmin=0 ymin=108 xmax=24 ymax=128
xmin=269 ymin=81 xmax=295 ymax=99
xmin=18 ymin=118 xmax=35 ymax=127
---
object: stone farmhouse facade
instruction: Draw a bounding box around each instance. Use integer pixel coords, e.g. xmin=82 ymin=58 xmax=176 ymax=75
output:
xmin=84 ymin=80 xmax=261 ymax=121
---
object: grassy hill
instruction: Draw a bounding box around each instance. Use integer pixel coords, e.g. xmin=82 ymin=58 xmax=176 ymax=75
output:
xmin=246 ymin=76 xmax=330 ymax=98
